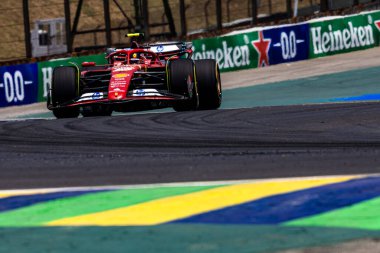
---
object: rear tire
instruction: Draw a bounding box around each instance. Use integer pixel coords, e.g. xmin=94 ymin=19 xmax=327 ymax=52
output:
xmin=168 ymin=59 xmax=199 ymax=111
xmin=195 ymin=59 xmax=222 ymax=110
xmin=51 ymin=66 xmax=80 ymax=118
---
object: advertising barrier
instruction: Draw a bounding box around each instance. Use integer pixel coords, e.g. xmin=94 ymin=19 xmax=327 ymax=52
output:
xmin=367 ymin=10 xmax=380 ymax=42
xmin=192 ymin=23 xmax=310 ymax=72
xmin=38 ymin=54 xmax=107 ymax=102
xmin=192 ymin=10 xmax=380 ymax=72
xmin=192 ymin=32 xmax=260 ymax=72
xmin=263 ymin=23 xmax=309 ymax=65
xmin=0 ymin=63 xmax=38 ymax=108
xmin=309 ymin=13 xmax=380 ymax=58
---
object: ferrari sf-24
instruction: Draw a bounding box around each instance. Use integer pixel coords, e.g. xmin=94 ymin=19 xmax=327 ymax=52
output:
xmin=47 ymin=34 xmax=222 ymax=118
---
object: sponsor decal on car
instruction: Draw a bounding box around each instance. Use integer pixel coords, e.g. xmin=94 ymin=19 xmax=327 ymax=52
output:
xmin=92 ymin=92 xmax=102 ymax=100
xmin=150 ymin=45 xmax=179 ymax=53
xmin=110 ymin=81 xmax=127 ymax=88
xmin=133 ymin=89 xmax=145 ymax=96
xmin=114 ymin=73 xmax=128 ymax=78
xmin=112 ymin=66 xmax=136 ymax=72
xmin=78 ymin=92 xmax=104 ymax=102
xmin=132 ymin=89 xmax=162 ymax=97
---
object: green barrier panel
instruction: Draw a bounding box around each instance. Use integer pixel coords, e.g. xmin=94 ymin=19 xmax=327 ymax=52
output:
xmin=364 ymin=10 xmax=380 ymax=44
xmin=192 ymin=31 xmax=261 ymax=72
xmin=37 ymin=54 xmax=107 ymax=102
xmin=309 ymin=11 xmax=380 ymax=58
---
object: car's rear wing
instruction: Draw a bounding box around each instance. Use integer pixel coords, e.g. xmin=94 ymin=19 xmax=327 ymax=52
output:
xmin=120 ymin=33 xmax=193 ymax=59
xmin=148 ymin=41 xmax=193 ymax=59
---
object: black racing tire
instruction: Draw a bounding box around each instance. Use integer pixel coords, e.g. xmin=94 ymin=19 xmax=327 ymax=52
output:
xmin=168 ymin=59 xmax=199 ymax=111
xmin=195 ymin=59 xmax=222 ymax=110
xmin=51 ymin=66 xmax=80 ymax=118
xmin=46 ymin=91 xmax=52 ymax=109
xmin=81 ymin=105 xmax=113 ymax=117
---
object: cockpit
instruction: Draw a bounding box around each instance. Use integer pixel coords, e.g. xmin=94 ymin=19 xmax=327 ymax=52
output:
xmin=107 ymin=49 xmax=157 ymax=65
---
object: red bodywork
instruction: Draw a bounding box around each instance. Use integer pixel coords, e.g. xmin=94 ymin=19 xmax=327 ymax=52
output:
xmin=107 ymin=49 xmax=163 ymax=101
xmin=65 ymin=47 xmax=191 ymax=108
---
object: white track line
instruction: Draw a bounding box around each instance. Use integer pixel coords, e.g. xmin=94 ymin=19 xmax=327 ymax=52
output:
xmin=1 ymin=173 xmax=379 ymax=194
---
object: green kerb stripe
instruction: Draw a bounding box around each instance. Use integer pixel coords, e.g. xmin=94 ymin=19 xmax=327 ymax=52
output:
xmin=0 ymin=185 xmax=219 ymax=227
xmin=284 ymin=196 xmax=380 ymax=230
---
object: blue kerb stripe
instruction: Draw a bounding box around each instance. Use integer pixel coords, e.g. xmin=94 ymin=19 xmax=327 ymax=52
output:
xmin=0 ymin=190 xmax=111 ymax=213
xmin=331 ymin=94 xmax=380 ymax=102
xmin=172 ymin=176 xmax=380 ymax=225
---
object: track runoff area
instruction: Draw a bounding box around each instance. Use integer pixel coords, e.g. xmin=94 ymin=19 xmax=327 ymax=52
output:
xmin=1 ymin=49 xmax=380 ymax=252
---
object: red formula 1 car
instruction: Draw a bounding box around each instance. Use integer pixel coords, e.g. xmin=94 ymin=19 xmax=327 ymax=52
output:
xmin=47 ymin=34 xmax=222 ymax=118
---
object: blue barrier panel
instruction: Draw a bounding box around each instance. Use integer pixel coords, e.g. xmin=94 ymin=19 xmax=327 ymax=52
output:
xmin=0 ymin=63 xmax=38 ymax=108
xmin=263 ymin=23 xmax=310 ymax=65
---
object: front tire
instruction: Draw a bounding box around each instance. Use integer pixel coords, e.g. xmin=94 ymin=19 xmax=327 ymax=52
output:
xmin=51 ymin=66 xmax=80 ymax=118
xmin=168 ymin=59 xmax=199 ymax=111
xmin=195 ymin=59 xmax=222 ymax=110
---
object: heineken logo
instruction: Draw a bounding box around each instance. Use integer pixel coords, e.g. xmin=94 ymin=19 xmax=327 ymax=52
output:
xmin=193 ymin=32 xmax=272 ymax=70
xmin=193 ymin=41 xmax=251 ymax=70
xmin=311 ymin=22 xmax=374 ymax=55
xmin=252 ymin=31 xmax=271 ymax=67
xmin=375 ymin=20 xmax=380 ymax=31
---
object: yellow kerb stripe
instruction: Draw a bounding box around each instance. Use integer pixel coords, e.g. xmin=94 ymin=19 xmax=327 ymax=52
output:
xmin=47 ymin=176 xmax=356 ymax=226
xmin=0 ymin=190 xmax=54 ymax=199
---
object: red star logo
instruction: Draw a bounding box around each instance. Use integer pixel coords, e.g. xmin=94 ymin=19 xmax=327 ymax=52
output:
xmin=252 ymin=31 xmax=271 ymax=67
xmin=375 ymin=20 xmax=380 ymax=31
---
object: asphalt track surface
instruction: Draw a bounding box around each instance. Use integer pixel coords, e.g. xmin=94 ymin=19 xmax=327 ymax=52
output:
xmin=1 ymin=102 xmax=380 ymax=190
